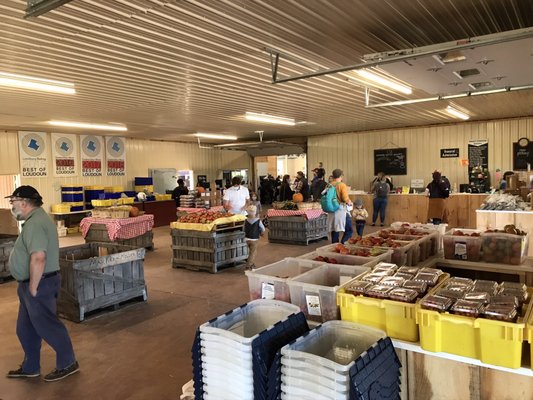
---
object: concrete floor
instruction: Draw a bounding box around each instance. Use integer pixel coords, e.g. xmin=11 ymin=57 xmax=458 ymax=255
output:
xmin=0 ymin=224 xmax=378 ymax=400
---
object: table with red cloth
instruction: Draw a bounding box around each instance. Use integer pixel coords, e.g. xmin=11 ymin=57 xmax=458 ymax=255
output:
xmin=80 ymin=214 xmax=155 ymax=241
xmin=266 ymin=208 xmax=325 ymax=220
xmin=177 ymin=206 xmax=225 ymax=214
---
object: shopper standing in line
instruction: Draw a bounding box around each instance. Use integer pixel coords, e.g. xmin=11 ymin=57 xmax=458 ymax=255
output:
xmin=293 ymin=171 xmax=310 ymax=201
xmin=426 ymin=170 xmax=450 ymax=223
xmin=244 ymin=205 xmax=265 ymax=270
xmin=278 ymin=174 xmax=294 ymax=202
xmin=371 ymin=172 xmax=390 ymax=226
xmin=171 ymin=178 xmax=189 ymax=207
xmin=310 ymin=168 xmax=327 ymax=201
xmin=326 ymin=169 xmax=353 ymax=244
xmin=6 ymin=186 xmax=79 ymax=382
xmin=223 ymin=176 xmax=250 ymax=215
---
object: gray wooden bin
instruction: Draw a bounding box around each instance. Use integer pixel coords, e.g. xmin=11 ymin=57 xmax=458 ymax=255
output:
xmin=0 ymin=234 xmax=18 ymax=281
xmin=268 ymin=214 xmax=328 ymax=245
xmin=84 ymin=223 xmax=154 ymax=250
xmin=171 ymin=228 xmax=248 ymax=273
xmin=58 ymin=242 xmax=147 ymax=322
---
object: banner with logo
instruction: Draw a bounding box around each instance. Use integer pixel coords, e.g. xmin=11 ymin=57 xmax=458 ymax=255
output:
xmin=18 ymin=131 xmax=49 ymax=177
xmin=105 ymin=136 xmax=126 ymax=176
xmin=80 ymin=135 xmax=104 ymax=177
xmin=51 ymin=133 xmax=77 ymax=177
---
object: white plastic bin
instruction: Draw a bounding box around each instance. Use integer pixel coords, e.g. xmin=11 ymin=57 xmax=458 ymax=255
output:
xmin=245 ymin=258 xmax=322 ymax=302
xmin=443 ymin=228 xmax=483 ymax=261
xmin=287 ymin=265 xmax=370 ymax=322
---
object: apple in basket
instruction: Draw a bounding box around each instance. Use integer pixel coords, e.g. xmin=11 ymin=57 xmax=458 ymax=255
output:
xmin=129 ymin=206 xmax=140 ymax=217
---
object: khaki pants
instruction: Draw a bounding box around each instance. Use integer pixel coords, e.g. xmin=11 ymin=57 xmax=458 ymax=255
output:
xmin=247 ymin=240 xmax=259 ymax=265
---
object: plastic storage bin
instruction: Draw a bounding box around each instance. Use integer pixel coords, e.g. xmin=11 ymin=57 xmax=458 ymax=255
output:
xmin=416 ymin=288 xmax=533 ymax=368
xmin=245 ymin=258 xmax=322 ymax=302
xmin=337 ymin=273 xmax=449 ymax=342
xmin=298 ymin=251 xmax=384 ymax=270
xmin=287 ymin=264 xmax=370 ymax=322
xmin=315 ymin=244 xmax=393 ymax=264
xmin=480 ymin=232 xmax=529 ymax=265
xmin=443 ymin=229 xmax=483 ymax=262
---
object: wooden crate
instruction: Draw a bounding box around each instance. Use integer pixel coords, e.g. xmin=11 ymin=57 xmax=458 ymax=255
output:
xmin=58 ymin=243 xmax=147 ymax=322
xmin=268 ymin=214 xmax=328 ymax=245
xmin=0 ymin=234 xmax=17 ymax=282
xmin=171 ymin=228 xmax=248 ymax=273
xmin=84 ymin=224 xmax=154 ymax=250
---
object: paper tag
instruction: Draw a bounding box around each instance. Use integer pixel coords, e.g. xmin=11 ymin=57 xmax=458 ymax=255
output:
xmin=261 ymin=282 xmax=275 ymax=300
xmin=455 ymin=242 xmax=467 ymax=259
xmin=305 ymin=294 xmax=322 ymax=316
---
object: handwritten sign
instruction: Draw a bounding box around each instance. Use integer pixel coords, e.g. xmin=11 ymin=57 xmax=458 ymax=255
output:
xmin=374 ymin=148 xmax=407 ymax=175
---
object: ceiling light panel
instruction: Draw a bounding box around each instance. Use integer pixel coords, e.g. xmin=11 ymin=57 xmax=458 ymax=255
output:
xmin=354 ymin=69 xmax=412 ymax=94
xmin=446 ymin=106 xmax=470 ymax=120
xmin=194 ymin=133 xmax=237 ymax=140
xmin=0 ymin=72 xmax=75 ymax=94
xmin=245 ymin=112 xmax=296 ymax=126
xmin=48 ymin=120 xmax=127 ymax=131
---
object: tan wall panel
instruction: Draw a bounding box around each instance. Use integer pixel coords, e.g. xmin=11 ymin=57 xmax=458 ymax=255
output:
xmin=309 ymin=117 xmax=533 ymax=191
xmin=0 ymin=131 xmax=20 ymax=175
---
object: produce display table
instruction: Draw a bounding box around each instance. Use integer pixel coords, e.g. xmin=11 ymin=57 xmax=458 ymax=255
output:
xmin=170 ymin=215 xmax=248 ymax=273
xmin=267 ymin=209 xmax=328 ymax=246
xmin=0 ymin=234 xmax=17 ymax=282
xmin=476 ymin=209 xmax=533 ymax=257
xmin=80 ymin=215 xmax=154 ymax=250
xmin=57 ymin=243 xmax=147 ymax=322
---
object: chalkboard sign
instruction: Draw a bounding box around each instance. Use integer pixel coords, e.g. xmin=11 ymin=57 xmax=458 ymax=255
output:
xmin=468 ymin=139 xmax=488 ymax=173
xmin=374 ymin=148 xmax=407 ymax=175
xmin=513 ymin=142 xmax=533 ymax=170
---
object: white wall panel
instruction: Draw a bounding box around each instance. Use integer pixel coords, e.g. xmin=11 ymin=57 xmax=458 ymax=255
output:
xmin=309 ymin=117 xmax=533 ymax=191
xmin=0 ymin=131 xmax=20 ymax=175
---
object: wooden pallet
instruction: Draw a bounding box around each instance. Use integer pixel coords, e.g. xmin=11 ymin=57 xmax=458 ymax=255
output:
xmin=84 ymin=224 xmax=154 ymax=250
xmin=268 ymin=235 xmax=329 ymax=246
xmin=268 ymin=214 xmax=328 ymax=246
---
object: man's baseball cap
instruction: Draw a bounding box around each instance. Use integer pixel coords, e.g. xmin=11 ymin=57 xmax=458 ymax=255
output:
xmin=5 ymin=185 xmax=42 ymax=200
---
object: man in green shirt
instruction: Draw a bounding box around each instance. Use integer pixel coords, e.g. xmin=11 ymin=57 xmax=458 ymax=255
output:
xmin=6 ymin=186 xmax=79 ymax=382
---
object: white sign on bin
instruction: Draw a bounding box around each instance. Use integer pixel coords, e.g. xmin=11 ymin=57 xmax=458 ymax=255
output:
xmin=261 ymin=282 xmax=275 ymax=300
xmin=305 ymin=294 xmax=322 ymax=316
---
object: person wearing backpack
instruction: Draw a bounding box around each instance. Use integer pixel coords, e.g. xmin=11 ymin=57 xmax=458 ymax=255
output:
xmin=426 ymin=170 xmax=450 ymax=224
xmin=322 ymin=169 xmax=353 ymax=243
xmin=371 ymin=172 xmax=390 ymax=226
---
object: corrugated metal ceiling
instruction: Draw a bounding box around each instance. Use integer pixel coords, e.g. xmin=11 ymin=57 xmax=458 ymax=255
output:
xmin=0 ymin=0 xmax=532 ymax=142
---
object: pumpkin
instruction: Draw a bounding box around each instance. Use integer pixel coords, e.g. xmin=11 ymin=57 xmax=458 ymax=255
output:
xmin=196 ymin=186 xmax=206 ymax=194
xmin=292 ymin=193 xmax=304 ymax=203
xmin=129 ymin=206 xmax=140 ymax=218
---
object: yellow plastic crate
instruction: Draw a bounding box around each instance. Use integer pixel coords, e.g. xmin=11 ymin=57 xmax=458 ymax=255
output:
xmin=120 ymin=197 xmax=135 ymax=205
xmin=84 ymin=186 xmax=104 ymax=190
xmin=67 ymin=227 xmax=79 ymax=234
xmin=416 ymin=288 xmax=532 ymax=368
xmin=91 ymin=199 xmax=113 ymax=207
xmin=104 ymin=186 xmax=124 ymax=193
xmin=527 ymin=305 xmax=533 ymax=370
xmin=134 ymin=185 xmax=154 ymax=193
xmin=51 ymin=204 xmax=71 ymax=213
xmin=337 ymin=273 xmax=449 ymax=342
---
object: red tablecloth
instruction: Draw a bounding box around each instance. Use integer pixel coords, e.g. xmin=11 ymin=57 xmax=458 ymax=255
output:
xmin=80 ymin=215 xmax=154 ymax=240
xmin=177 ymin=206 xmax=225 ymax=213
xmin=266 ymin=209 xmax=325 ymax=220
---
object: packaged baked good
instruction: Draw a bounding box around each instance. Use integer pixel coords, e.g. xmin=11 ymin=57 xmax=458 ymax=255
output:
xmin=490 ymin=295 xmax=519 ymax=308
xmin=397 ymin=266 xmax=419 ymax=275
xmin=498 ymin=287 xmax=528 ymax=304
xmin=380 ymin=276 xmax=406 ymax=287
xmin=472 ymin=280 xmax=498 ymax=294
xmin=394 ymin=272 xmax=415 ymax=280
xmin=447 ymin=277 xmax=474 ymax=288
xmin=372 ymin=267 xmax=396 ymax=276
xmin=373 ymin=262 xmax=398 ymax=271
xmin=419 ymin=267 xmax=443 ymax=276
xmin=413 ymin=272 xmax=440 ymax=286
xmin=463 ymin=291 xmax=490 ymax=304
xmin=445 ymin=283 xmax=473 ymax=292
xmin=483 ymin=304 xmax=518 ymax=322
xmin=362 ymin=273 xmax=387 ymax=284
xmin=499 ymin=282 xmax=527 ymax=292
xmin=420 ymin=295 xmax=454 ymax=312
xmin=365 ymin=285 xmax=393 ymax=299
xmin=403 ymin=280 xmax=428 ymax=294
xmin=388 ymin=288 xmax=418 ymax=303
xmin=345 ymin=281 xmax=373 ymax=296
xmin=435 ymin=288 xmax=466 ymax=300
xmin=451 ymin=299 xmax=484 ymax=317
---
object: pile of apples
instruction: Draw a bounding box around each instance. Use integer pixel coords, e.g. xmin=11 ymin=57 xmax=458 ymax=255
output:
xmin=452 ymin=230 xmax=480 ymax=237
xmin=178 ymin=211 xmax=233 ymax=224
xmin=482 ymin=224 xmax=527 ymax=265
xmin=348 ymin=236 xmax=402 ymax=248
xmin=333 ymin=243 xmax=383 ymax=257
xmin=314 ymin=256 xmax=339 ymax=264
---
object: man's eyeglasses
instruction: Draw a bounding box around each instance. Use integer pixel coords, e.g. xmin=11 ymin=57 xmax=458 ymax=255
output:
xmin=9 ymin=198 xmax=24 ymax=204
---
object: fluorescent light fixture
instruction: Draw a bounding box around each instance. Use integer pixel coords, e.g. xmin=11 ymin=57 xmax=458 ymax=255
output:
xmin=441 ymin=93 xmax=469 ymax=99
xmin=354 ymin=69 xmax=412 ymax=95
xmin=470 ymin=88 xmax=507 ymax=96
xmin=48 ymin=120 xmax=127 ymax=131
xmin=245 ymin=112 xmax=295 ymax=126
xmin=446 ymin=106 xmax=470 ymax=120
xmin=194 ymin=133 xmax=237 ymax=140
xmin=0 ymin=72 xmax=75 ymax=94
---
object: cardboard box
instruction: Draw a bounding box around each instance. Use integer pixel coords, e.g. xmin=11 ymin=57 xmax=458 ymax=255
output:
xmin=0 ymin=209 xmax=19 ymax=235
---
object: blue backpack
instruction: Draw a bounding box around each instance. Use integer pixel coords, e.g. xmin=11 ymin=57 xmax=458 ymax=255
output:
xmin=321 ymin=184 xmax=339 ymax=212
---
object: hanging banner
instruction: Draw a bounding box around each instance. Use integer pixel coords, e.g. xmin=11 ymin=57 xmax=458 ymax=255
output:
xmin=80 ymin=135 xmax=103 ymax=177
xmin=105 ymin=136 xmax=126 ymax=176
xmin=51 ymin=133 xmax=77 ymax=177
xmin=18 ymin=131 xmax=49 ymax=177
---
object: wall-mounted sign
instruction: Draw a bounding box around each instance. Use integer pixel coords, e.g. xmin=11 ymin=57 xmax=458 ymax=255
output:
xmin=374 ymin=148 xmax=407 ymax=175
xmin=468 ymin=139 xmax=488 ymax=172
xmin=52 ymin=133 xmax=77 ymax=177
xmin=80 ymin=135 xmax=103 ymax=177
xmin=440 ymin=148 xmax=459 ymax=158
xmin=105 ymin=136 xmax=126 ymax=176
xmin=513 ymin=138 xmax=532 ymax=171
xmin=18 ymin=131 xmax=49 ymax=177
